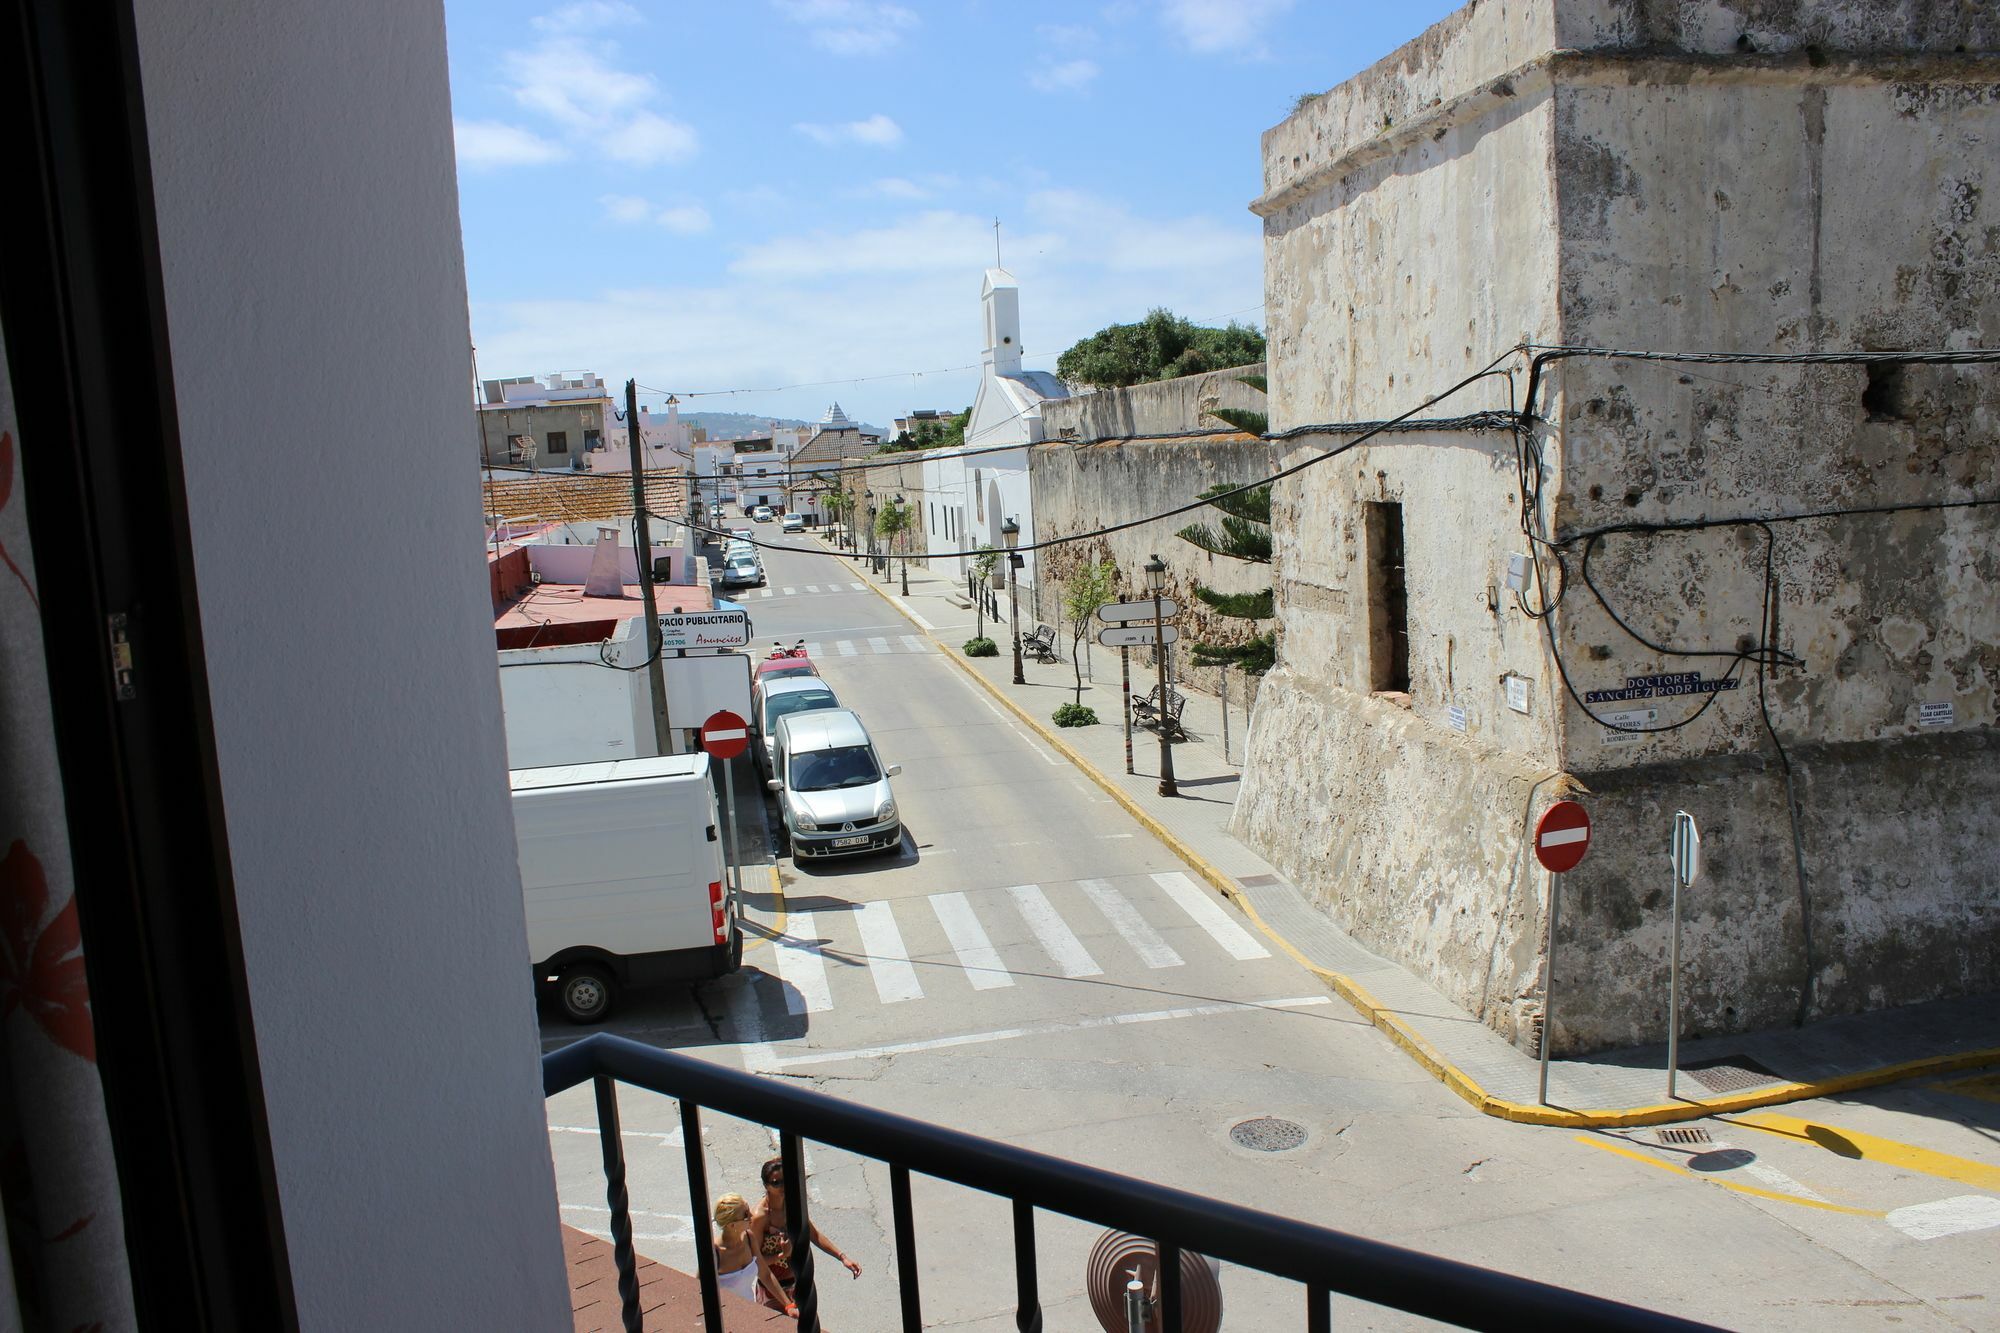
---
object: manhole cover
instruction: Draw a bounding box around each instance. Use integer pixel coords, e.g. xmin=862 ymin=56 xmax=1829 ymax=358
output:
xmin=1654 ymin=1126 xmax=1712 ymax=1147
xmin=1230 ymin=1117 xmax=1308 ymax=1152
xmin=1682 ymin=1056 xmax=1782 ymax=1094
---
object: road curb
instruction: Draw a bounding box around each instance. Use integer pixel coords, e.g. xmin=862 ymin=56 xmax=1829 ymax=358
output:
xmin=836 ymin=553 xmax=2000 ymax=1128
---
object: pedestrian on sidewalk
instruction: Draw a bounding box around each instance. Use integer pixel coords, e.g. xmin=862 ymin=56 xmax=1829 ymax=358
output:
xmin=750 ymin=1156 xmax=862 ymax=1318
xmin=712 ymin=1192 xmax=782 ymax=1307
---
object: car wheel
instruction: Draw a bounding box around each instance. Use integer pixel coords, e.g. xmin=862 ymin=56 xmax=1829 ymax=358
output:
xmin=557 ymin=964 xmax=615 ymax=1024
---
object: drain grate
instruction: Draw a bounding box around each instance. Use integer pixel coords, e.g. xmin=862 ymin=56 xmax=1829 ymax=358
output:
xmin=1682 ymin=1056 xmax=1783 ymax=1094
xmin=1230 ymin=1117 xmax=1308 ymax=1152
xmin=1654 ymin=1126 xmax=1713 ymax=1147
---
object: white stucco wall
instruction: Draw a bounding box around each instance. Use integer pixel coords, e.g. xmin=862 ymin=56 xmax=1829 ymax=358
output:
xmin=133 ymin=0 xmax=568 ymax=1325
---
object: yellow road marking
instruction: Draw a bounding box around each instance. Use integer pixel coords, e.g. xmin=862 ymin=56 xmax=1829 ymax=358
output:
xmin=1729 ymin=1112 xmax=2000 ymax=1193
xmin=1574 ymin=1136 xmax=1884 ymax=1217
xmin=741 ymin=863 xmax=786 ymax=955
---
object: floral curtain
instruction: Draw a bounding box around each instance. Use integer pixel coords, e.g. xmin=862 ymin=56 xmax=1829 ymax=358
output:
xmin=0 ymin=330 xmax=137 ymax=1329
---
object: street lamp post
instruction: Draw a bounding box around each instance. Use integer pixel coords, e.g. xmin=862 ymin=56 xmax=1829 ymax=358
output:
xmin=1145 ymin=553 xmax=1178 ymax=797
xmin=1003 ymin=518 xmax=1024 ymax=685
xmin=864 ymin=489 xmax=877 ymax=574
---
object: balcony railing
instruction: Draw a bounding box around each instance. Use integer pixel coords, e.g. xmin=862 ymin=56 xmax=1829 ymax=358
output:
xmin=545 ymin=1033 xmax=1712 ymax=1333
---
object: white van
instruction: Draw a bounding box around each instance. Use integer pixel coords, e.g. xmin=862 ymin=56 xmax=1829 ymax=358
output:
xmin=511 ymin=753 xmax=741 ymax=1023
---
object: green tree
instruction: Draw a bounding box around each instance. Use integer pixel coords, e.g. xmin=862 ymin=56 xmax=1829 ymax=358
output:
xmin=1060 ymin=560 xmax=1120 ymax=706
xmin=1055 ymin=310 xmax=1265 ymax=389
xmin=883 ymin=407 xmax=971 ymax=454
xmin=1177 ymin=482 xmax=1276 ymax=674
xmin=970 ymin=543 xmax=998 ymax=640
xmin=875 ymin=499 xmax=917 ymax=594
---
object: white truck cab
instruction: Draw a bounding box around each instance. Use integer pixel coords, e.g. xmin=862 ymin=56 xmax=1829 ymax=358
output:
xmin=511 ymin=753 xmax=740 ymax=1022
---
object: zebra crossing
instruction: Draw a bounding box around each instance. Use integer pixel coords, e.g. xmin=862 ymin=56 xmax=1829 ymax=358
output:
xmin=749 ymin=582 xmax=870 ymax=599
xmin=764 ymin=872 xmax=1270 ymax=1016
xmin=759 ymin=635 xmax=934 ymax=658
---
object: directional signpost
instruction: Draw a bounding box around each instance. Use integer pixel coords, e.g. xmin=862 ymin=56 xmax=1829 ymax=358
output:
xmin=1533 ymin=800 xmax=1592 ymax=1105
xmin=1667 ymin=810 xmax=1702 ymax=1099
xmin=1098 ymin=624 xmax=1180 ymax=648
xmin=1098 ymin=598 xmax=1179 ymax=624
xmin=700 ymin=709 xmax=752 ymax=904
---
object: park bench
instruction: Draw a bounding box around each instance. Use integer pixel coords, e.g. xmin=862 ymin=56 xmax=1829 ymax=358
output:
xmin=1023 ymin=623 xmax=1060 ymax=663
xmin=1128 ymin=684 xmax=1188 ymax=741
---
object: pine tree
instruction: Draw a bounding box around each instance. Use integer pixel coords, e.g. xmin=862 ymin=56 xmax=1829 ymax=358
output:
xmin=1177 ymin=481 xmax=1275 ymax=674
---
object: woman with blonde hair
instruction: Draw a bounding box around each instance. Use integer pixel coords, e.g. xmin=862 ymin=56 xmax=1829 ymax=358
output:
xmin=712 ymin=1193 xmax=784 ymax=1307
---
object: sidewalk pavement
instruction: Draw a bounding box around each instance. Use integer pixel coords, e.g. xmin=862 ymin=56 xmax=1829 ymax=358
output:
xmin=817 ymin=538 xmax=2000 ymax=1128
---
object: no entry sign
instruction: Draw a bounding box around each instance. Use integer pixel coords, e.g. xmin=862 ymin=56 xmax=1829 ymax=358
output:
xmin=1534 ymin=801 xmax=1591 ymax=873
xmin=699 ymin=709 xmax=750 ymax=761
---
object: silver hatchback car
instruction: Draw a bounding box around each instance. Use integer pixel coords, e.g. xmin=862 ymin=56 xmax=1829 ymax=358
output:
xmin=768 ymin=708 xmax=902 ymax=858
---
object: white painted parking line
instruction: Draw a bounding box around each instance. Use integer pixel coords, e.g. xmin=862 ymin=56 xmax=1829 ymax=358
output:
xmin=867 ymin=637 xmax=892 ymax=655
xmin=855 ymin=901 xmax=924 ymax=1002
xmin=1152 ymin=872 xmax=1271 ymax=960
xmin=929 ymin=892 xmax=1014 ymax=990
xmin=849 ymin=582 xmax=867 ymax=591
xmin=1079 ymin=879 xmax=1183 ymax=969
xmin=905 ymin=607 xmax=936 ymax=631
xmin=805 ymin=585 xmax=821 ymax=593
xmin=775 ymin=995 xmax=1334 ymax=1069
xmin=773 ymin=911 xmax=833 ymax=1014
xmin=782 ymin=587 xmax=797 ymax=596
xmin=801 ymin=643 xmax=824 ymax=658
xmin=755 ymin=589 xmax=773 ymax=599
xmin=1006 ymin=884 xmax=1102 ymax=978
xmin=1888 ymin=1195 xmax=2000 ymax=1240
xmin=837 ymin=641 xmax=859 ymax=657
xmin=899 ymin=635 xmax=928 ymax=654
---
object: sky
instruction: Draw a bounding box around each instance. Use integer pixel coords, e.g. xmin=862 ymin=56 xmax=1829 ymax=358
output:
xmin=445 ymin=0 xmax=1462 ymax=429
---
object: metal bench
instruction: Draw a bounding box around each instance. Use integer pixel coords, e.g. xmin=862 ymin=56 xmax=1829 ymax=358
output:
xmin=1023 ymin=623 xmax=1060 ymax=663
xmin=1129 ymin=684 xmax=1188 ymax=741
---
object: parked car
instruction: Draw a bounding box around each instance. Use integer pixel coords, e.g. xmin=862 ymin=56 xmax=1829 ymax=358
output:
xmin=751 ymin=505 xmax=775 ymax=522
xmin=781 ymin=514 xmax=805 ymax=533
xmin=720 ymin=553 xmax=764 ymax=588
xmin=730 ymin=528 xmax=754 ymax=541
xmin=513 ymin=754 xmax=739 ymax=1023
xmin=725 ymin=541 xmax=758 ymax=564
xmin=767 ymin=708 xmax=902 ymax=859
xmin=752 ymin=675 xmax=840 ymax=776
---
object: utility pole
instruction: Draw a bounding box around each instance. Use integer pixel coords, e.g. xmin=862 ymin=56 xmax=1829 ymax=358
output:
xmin=627 ymin=379 xmax=675 ymax=755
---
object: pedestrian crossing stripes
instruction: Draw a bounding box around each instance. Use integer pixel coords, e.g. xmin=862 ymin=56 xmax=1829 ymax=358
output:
xmin=748 ymin=582 xmax=875 ymax=599
xmin=762 ymin=874 xmax=1279 ymax=1019
xmin=779 ymin=637 xmax=934 ymax=658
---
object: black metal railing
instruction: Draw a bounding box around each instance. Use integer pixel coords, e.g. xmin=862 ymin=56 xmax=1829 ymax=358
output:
xmin=545 ymin=1033 xmax=1712 ymax=1333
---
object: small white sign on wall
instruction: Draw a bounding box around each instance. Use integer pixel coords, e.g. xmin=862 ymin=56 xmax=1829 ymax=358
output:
xmin=1504 ymin=674 xmax=1532 ymax=715
xmin=1919 ymin=700 xmax=1956 ymax=728
xmin=1447 ymin=704 xmax=1468 ymax=733
xmin=1600 ymin=706 xmax=1659 ymax=746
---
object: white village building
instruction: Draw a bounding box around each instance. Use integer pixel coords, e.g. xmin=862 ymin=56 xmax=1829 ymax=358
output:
xmin=919 ymin=268 xmax=1068 ymax=597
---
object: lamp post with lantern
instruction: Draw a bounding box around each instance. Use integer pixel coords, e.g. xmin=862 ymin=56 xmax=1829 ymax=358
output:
xmin=1145 ymin=553 xmax=1178 ymax=797
xmin=894 ymin=494 xmax=910 ymax=596
xmin=863 ymin=489 xmax=877 ymax=574
xmin=1003 ymin=517 xmax=1024 ymax=685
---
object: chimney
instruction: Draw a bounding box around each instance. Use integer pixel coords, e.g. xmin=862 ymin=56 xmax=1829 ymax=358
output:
xmin=583 ymin=525 xmax=624 ymax=598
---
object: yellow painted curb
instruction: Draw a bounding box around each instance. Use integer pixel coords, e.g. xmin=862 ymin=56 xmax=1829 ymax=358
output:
xmin=742 ymin=863 xmax=786 ymax=955
xmin=840 ymin=554 xmax=2000 ymax=1128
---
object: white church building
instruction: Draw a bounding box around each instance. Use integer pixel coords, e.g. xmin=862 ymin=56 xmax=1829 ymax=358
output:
xmin=920 ymin=268 xmax=1068 ymax=599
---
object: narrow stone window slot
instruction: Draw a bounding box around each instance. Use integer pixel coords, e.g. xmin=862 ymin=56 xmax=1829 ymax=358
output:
xmin=1365 ymin=501 xmax=1411 ymax=694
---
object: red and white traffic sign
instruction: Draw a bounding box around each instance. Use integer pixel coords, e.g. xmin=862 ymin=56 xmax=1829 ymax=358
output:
xmin=1534 ymin=800 xmax=1591 ymax=873
xmin=699 ymin=709 xmax=751 ymax=761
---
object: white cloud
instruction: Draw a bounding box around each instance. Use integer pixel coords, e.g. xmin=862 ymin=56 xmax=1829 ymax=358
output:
xmin=471 ymin=188 xmax=1260 ymax=431
xmin=1161 ymin=0 xmax=1294 ymax=55
xmin=454 ymin=119 xmax=568 ymax=168
xmin=773 ymin=0 xmax=918 ymax=56
xmin=656 ymin=204 xmax=712 ymax=234
xmin=603 ymin=110 xmax=700 ymax=165
xmin=531 ymin=0 xmax=639 ymax=33
xmin=599 ymin=193 xmax=654 ymax=223
xmin=1029 ymin=59 xmax=1099 ymax=93
xmin=482 ymin=15 xmax=700 ymax=167
xmin=868 ymin=177 xmax=930 ymax=200
xmin=601 ymin=195 xmax=713 ymax=233
xmin=794 ymin=113 xmax=903 ymax=147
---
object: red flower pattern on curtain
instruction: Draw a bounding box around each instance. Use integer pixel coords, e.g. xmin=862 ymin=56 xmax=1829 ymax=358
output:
xmin=0 ymin=841 xmax=94 ymax=1063
xmin=0 ymin=433 xmax=37 ymax=609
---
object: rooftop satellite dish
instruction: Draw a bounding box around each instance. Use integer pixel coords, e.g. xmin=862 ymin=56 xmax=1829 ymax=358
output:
xmin=1086 ymin=1231 xmax=1222 ymax=1333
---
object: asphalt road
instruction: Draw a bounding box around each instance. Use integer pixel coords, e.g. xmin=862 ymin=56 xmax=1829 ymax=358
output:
xmin=541 ymin=519 xmax=2000 ymax=1331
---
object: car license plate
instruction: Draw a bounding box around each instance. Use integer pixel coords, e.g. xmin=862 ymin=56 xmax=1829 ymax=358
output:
xmin=831 ymin=835 xmax=868 ymax=848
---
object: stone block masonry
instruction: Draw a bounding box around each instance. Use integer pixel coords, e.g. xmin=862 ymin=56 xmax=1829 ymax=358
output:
xmin=1236 ymin=0 xmax=2000 ymax=1054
